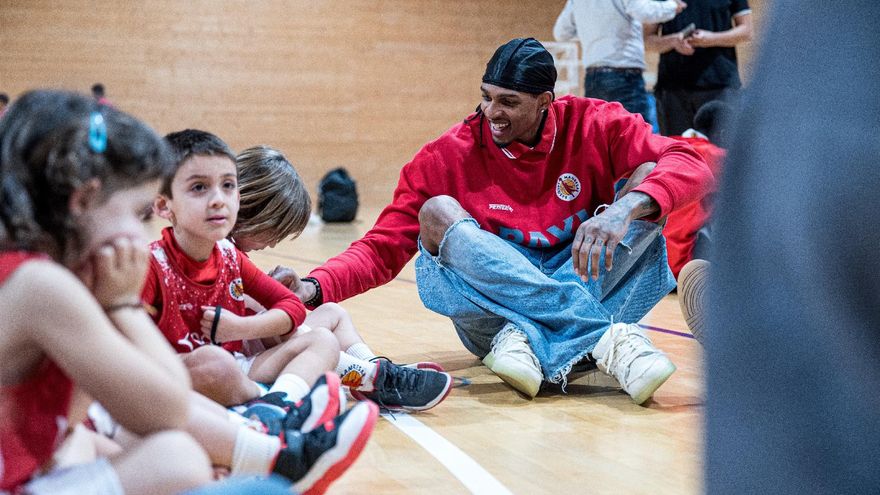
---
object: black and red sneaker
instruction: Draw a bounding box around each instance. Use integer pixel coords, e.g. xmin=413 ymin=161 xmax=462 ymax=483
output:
xmin=242 ymin=372 xmax=342 ymax=435
xmin=272 ymin=401 xmax=379 ymax=495
xmin=372 ymin=356 xmax=445 ymax=372
xmin=351 ymin=360 xmax=453 ymax=412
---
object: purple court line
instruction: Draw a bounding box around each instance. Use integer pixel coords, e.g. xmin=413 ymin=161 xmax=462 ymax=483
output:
xmin=271 ymin=253 xmax=695 ymax=339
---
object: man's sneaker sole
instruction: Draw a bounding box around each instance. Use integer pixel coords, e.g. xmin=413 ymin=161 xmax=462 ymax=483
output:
xmin=628 ymin=356 xmax=676 ymax=405
xmin=350 ymin=372 xmax=454 ymax=412
xmin=482 ymin=351 xmax=541 ymax=398
xmin=293 ymin=401 xmax=379 ymax=495
xmin=300 ymin=372 xmax=343 ymax=432
xmin=678 ymin=259 xmax=709 ymax=345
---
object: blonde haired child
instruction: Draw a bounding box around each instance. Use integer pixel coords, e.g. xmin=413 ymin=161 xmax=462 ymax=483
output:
xmin=232 ymin=145 xmax=453 ymax=411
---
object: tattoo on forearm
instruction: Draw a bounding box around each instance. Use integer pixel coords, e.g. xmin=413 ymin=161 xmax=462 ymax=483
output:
xmin=618 ymin=192 xmax=659 ymax=220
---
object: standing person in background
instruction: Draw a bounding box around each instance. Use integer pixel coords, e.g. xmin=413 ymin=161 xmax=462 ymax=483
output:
xmin=707 ymin=1 xmax=880 ymax=492
xmin=644 ymin=0 xmax=751 ymax=136
xmin=92 ymin=83 xmax=114 ymax=107
xmin=553 ymin=0 xmax=687 ymax=123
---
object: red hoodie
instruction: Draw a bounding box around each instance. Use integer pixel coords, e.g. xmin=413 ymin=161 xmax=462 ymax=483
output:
xmin=310 ymin=95 xmax=714 ymax=303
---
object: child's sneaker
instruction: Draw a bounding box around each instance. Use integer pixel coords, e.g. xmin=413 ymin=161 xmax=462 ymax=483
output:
xmin=242 ymin=372 xmax=342 ymax=435
xmin=592 ymin=323 xmax=676 ymax=405
xmin=273 ymin=401 xmax=379 ymax=495
xmin=371 ymin=356 xmax=445 ymax=372
xmin=351 ymin=361 xmax=452 ymax=412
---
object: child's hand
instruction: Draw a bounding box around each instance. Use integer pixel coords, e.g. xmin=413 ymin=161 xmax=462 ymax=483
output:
xmin=200 ymin=306 xmax=248 ymax=342
xmin=89 ymin=237 xmax=149 ymax=308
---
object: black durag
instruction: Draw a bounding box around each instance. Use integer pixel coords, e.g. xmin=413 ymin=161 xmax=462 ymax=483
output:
xmin=481 ymin=38 xmax=557 ymax=95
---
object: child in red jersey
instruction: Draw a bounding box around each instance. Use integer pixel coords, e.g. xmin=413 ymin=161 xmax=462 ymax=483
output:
xmin=0 ymin=92 xmax=377 ymax=495
xmin=664 ymin=101 xmax=729 ymax=280
xmin=230 ymin=145 xmax=453 ymax=412
xmin=0 ymin=90 xmax=212 ymax=494
xmin=141 ymin=129 xmax=379 ymax=492
xmin=144 ymin=131 xmax=360 ymax=413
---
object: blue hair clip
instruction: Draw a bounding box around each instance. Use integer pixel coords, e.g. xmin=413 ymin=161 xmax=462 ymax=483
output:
xmin=88 ymin=111 xmax=107 ymax=153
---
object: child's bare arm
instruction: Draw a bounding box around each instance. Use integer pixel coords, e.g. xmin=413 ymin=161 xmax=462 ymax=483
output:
xmin=20 ymin=259 xmax=190 ymax=436
xmin=199 ymin=306 xmax=292 ymax=342
xmin=85 ymin=238 xmax=191 ymax=387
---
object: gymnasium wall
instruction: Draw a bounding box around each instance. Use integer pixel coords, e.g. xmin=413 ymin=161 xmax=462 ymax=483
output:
xmin=0 ymin=0 xmax=765 ymax=207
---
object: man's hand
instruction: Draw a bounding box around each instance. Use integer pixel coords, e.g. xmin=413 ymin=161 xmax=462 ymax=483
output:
xmin=572 ymin=209 xmax=632 ymax=282
xmin=572 ymin=191 xmax=659 ymax=281
xmin=85 ymin=237 xmax=149 ymax=308
xmin=688 ymin=29 xmax=717 ymax=48
xmin=268 ymin=265 xmax=315 ymax=303
xmin=673 ymin=32 xmax=695 ymax=55
xmin=200 ymin=306 xmax=248 ymax=343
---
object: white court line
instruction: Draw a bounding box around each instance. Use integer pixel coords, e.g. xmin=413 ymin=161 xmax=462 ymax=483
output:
xmin=382 ymin=413 xmax=514 ymax=495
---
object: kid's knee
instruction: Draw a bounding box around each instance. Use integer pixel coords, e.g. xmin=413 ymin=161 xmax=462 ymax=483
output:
xmin=302 ymin=326 xmax=340 ymax=366
xmin=317 ymin=302 xmax=348 ymax=324
xmin=185 ymin=347 xmax=251 ymax=404
xmin=142 ymin=431 xmax=212 ymax=488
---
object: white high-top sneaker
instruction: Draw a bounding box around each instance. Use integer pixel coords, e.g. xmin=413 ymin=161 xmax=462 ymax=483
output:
xmin=482 ymin=325 xmax=543 ymax=398
xmin=592 ymin=323 xmax=676 ymax=405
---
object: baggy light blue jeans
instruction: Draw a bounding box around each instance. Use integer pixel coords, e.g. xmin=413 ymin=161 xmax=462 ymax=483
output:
xmin=415 ymin=218 xmax=676 ymax=385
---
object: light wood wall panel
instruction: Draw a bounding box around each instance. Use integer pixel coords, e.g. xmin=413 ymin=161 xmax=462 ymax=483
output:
xmin=1 ymin=1 xmax=767 ymax=206
xmin=0 ymin=1 xmax=561 ymax=206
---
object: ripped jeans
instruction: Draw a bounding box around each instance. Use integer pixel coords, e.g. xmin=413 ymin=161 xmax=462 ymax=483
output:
xmin=415 ymin=218 xmax=675 ymax=384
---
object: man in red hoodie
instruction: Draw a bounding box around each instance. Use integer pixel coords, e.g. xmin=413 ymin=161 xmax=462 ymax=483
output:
xmin=278 ymin=38 xmax=713 ymax=404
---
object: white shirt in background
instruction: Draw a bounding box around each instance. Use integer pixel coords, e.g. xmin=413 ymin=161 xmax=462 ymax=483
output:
xmin=553 ymin=0 xmax=679 ymax=70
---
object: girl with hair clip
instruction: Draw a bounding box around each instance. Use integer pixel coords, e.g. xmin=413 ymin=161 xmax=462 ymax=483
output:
xmin=0 ymin=91 xmax=376 ymax=495
xmin=231 ymin=146 xmax=454 ymax=413
xmin=0 ymin=89 xmax=213 ymax=495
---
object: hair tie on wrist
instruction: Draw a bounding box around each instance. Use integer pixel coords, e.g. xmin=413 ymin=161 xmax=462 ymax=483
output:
xmin=210 ymin=304 xmax=222 ymax=345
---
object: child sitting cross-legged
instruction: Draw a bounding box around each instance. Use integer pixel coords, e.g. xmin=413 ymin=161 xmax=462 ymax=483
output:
xmin=231 ymin=145 xmax=453 ymax=412
xmin=142 ymin=129 xmax=353 ymax=420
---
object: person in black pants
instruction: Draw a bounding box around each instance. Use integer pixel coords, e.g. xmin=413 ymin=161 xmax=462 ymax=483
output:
xmin=644 ymin=0 xmax=752 ymax=136
xmin=706 ymin=1 xmax=880 ymax=493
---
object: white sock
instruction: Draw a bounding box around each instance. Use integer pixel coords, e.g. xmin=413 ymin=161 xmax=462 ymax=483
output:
xmin=230 ymin=426 xmax=281 ymax=475
xmin=336 ymin=352 xmax=379 ymax=392
xmin=346 ymin=342 xmax=377 ymax=362
xmin=268 ymin=373 xmax=311 ymax=403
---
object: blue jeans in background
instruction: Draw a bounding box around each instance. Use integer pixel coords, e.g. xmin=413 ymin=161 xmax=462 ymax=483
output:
xmin=584 ymin=68 xmax=650 ymax=124
xmin=415 ymin=218 xmax=676 ymax=385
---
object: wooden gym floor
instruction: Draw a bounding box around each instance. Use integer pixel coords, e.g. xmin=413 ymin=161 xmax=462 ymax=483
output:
xmin=242 ymin=206 xmax=704 ymax=495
